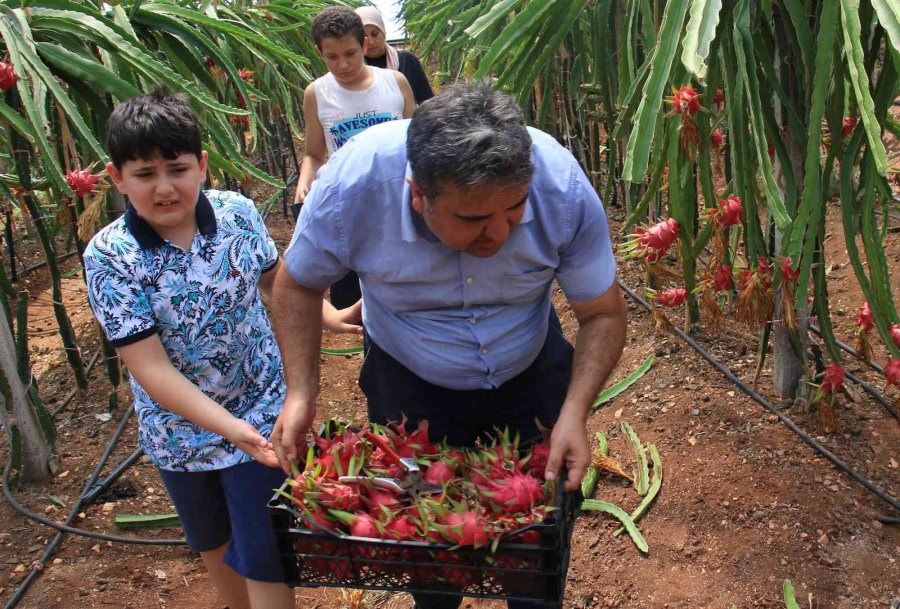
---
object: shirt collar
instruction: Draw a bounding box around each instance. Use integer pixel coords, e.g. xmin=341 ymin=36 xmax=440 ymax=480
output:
xmin=399 ymin=164 xmax=535 ymax=243
xmin=124 ymin=191 xmax=217 ymax=250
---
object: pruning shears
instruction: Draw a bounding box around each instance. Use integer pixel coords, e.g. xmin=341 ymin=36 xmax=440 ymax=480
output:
xmin=338 ymin=431 xmax=442 ymax=499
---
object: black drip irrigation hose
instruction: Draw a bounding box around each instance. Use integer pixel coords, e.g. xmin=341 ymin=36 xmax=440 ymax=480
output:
xmin=2 ymin=405 xmax=185 ymax=609
xmin=616 ymin=278 xmax=900 ymax=516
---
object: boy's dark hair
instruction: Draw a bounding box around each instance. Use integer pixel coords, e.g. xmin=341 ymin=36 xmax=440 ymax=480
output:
xmin=311 ymin=6 xmax=365 ymax=48
xmin=106 ymin=88 xmax=202 ymax=168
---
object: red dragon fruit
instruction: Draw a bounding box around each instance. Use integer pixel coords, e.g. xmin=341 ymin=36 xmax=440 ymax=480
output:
xmin=668 ymin=86 xmax=701 ymax=116
xmin=438 ymin=509 xmax=492 ymax=548
xmin=650 ymin=288 xmax=687 ymax=308
xmin=65 ymin=168 xmax=101 ymax=197
xmin=856 ymin=302 xmax=875 ymax=332
xmin=821 ymin=363 xmax=845 ymax=393
xmin=841 ymin=117 xmax=857 ymax=138
xmin=712 ymin=265 xmax=733 ymax=292
xmin=477 ymin=473 xmax=544 ymax=515
xmin=780 ymin=257 xmax=799 ymax=283
xmin=713 ymin=87 xmax=724 ymax=107
xmin=622 ymin=218 xmax=681 ymax=262
xmin=713 ymin=195 xmax=743 ymax=227
xmin=885 ymin=358 xmax=900 ymax=387
xmin=710 ymin=129 xmax=725 ymax=150
xmin=0 ymin=61 xmax=17 ymax=90
xmin=890 ymin=324 xmax=900 ymax=349
xmin=424 ymin=459 xmax=458 ymax=486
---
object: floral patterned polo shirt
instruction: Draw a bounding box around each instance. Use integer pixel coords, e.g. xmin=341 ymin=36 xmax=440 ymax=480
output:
xmin=84 ymin=190 xmax=285 ymax=471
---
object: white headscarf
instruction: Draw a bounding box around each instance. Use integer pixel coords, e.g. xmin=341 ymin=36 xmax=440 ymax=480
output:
xmin=355 ymin=6 xmax=399 ymax=71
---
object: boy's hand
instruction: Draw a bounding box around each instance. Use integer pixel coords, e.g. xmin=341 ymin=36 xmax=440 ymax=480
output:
xmin=272 ymin=398 xmax=316 ymax=473
xmin=225 ymin=418 xmax=280 ymax=468
xmin=294 ymin=183 xmax=310 ymax=205
xmin=324 ymin=299 xmax=363 ymax=334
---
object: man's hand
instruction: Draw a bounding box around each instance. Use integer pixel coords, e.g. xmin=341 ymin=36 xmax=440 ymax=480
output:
xmin=324 ymin=299 xmax=363 ymax=334
xmin=272 ymin=397 xmax=316 ymax=473
xmin=544 ymin=408 xmax=591 ymax=491
xmin=223 ymin=418 xmax=280 ymax=468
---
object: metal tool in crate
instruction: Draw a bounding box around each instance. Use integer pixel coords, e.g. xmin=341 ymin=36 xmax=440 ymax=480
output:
xmin=338 ymin=430 xmax=443 ymax=498
xmin=269 ymin=471 xmax=582 ymax=607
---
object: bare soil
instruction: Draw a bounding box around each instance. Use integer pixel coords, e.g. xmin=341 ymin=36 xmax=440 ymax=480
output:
xmin=0 ymin=176 xmax=898 ymax=609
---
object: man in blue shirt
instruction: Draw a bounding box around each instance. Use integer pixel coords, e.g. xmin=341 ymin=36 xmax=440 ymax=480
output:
xmin=272 ymin=81 xmax=625 ymax=540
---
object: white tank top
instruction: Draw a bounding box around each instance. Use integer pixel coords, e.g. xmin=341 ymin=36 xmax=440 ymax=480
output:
xmin=314 ymin=67 xmax=405 ymax=155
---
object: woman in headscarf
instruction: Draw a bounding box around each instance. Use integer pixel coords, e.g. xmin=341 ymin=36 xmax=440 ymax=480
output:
xmin=355 ymin=6 xmax=434 ymax=104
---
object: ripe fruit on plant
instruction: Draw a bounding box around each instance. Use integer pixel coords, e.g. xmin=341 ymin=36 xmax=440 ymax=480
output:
xmin=649 ymin=288 xmax=687 ymax=308
xmin=885 ymin=358 xmax=900 ymax=387
xmin=710 ymin=129 xmax=725 ymax=150
xmin=668 ymin=86 xmax=701 ymax=116
xmin=856 ymin=302 xmax=875 ymax=331
xmin=712 ymin=195 xmax=743 ymax=227
xmin=622 ymin=218 xmax=680 ymax=262
xmin=713 ymin=87 xmax=724 ymax=106
xmin=841 ymin=117 xmax=857 ymax=138
xmin=238 ymin=68 xmax=254 ymax=82
xmin=65 ymin=168 xmax=101 ymax=197
xmin=821 ymin=362 xmax=845 ymax=394
xmin=779 ymin=257 xmax=799 ymax=283
xmin=0 ymin=61 xmax=17 ymax=90
xmin=890 ymin=324 xmax=900 ymax=349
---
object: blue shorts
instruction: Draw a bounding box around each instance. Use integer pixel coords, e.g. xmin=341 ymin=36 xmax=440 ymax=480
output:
xmin=158 ymin=460 xmax=286 ymax=583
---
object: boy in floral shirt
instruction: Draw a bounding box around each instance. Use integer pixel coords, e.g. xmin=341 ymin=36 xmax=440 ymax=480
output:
xmin=84 ymin=90 xmax=356 ymax=609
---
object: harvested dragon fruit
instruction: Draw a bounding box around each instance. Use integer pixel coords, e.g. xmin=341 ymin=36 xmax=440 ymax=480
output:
xmin=277 ymin=418 xmax=556 ymax=550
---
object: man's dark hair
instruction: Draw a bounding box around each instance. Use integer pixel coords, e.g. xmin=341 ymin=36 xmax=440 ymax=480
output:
xmin=106 ymin=88 xmax=202 ymax=169
xmin=312 ymin=6 xmax=365 ymax=48
xmin=407 ymin=81 xmax=533 ymax=201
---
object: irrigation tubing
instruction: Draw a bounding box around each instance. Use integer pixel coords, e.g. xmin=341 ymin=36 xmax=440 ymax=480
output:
xmin=616 ymin=278 xmax=900 ymax=515
xmin=804 ymin=324 xmax=898 ymax=420
xmin=694 ymin=250 xmax=898 ymax=420
xmin=50 ymin=347 xmax=102 ymax=417
xmin=2 ymin=406 xmax=184 ymax=609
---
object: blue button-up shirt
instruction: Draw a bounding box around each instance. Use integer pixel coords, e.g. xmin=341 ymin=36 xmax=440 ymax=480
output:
xmin=84 ymin=191 xmax=284 ymax=471
xmin=285 ymin=120 xmax=616 ymax=390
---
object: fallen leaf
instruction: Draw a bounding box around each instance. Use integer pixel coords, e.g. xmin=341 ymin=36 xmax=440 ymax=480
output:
xmin=90 ymin=545 xmax=101 ymax=555
xmin=57 ymin=471 xmax=69 ymax=478
xmin=13 ymin=565 xmax=25 ymax=574
xmin=52 ymin=559 xmax=63 ymax=565
xmin=614 ymin=408 xmax=623 ymax=419
xmin=94 ymin=413 xmax=113 ymax=423
xmin=890 ymin=458 xmax=898 ymax=470
xmin=47 ymin=495 xmax=66 ymax=508
xmin=155 ymin=569 xmax=167 ymax=580
xmin=688 ymin=437 xmax=697 ymax=446
xmin=726 ymin=391 xmax=735 ymax=397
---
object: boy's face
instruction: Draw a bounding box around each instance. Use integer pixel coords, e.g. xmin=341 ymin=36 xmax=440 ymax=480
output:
xmin=107 ymin=151 xmax=208 ymax=234
xmin=318 ymin=34 xmax=368 ymax=86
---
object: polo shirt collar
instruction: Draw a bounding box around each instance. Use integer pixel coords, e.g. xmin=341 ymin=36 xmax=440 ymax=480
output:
xmin=399 ymin=164 xmax=535 ymax=244
xmin=124 ymin=191 xmax=217 ymax=250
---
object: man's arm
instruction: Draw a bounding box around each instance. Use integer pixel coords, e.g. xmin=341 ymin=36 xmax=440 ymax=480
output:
xmin=270 ymin=266 xmax=326 ymax=471
xmin=117 ymin=335 xmax=279 ymax=467
xmin=545 ymin=283 xmax=627 ymax=490
xmin=295 ymin=84 xmax=327 ymax=205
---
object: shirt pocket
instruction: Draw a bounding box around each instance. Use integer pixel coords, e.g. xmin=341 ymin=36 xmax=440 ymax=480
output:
xmin=502 ymin=267 xmax=555 ymax=304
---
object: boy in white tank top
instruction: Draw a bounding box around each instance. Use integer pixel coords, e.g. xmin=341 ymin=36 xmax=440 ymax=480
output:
xmin=294 ymin=5 xmax=415 ymax=309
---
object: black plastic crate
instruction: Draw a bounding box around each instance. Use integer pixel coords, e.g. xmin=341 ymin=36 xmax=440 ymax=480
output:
xmin=269 ymin=481 xmax=582 ymax=607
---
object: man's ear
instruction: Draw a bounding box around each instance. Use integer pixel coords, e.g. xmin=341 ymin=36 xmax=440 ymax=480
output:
xmin=199 ymin=150 xmax=209 ymax=177
xmin=106 ymin=162 xmax=125 ymax=194
xmin=407 ymin=177 xmax=427 ymax=214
